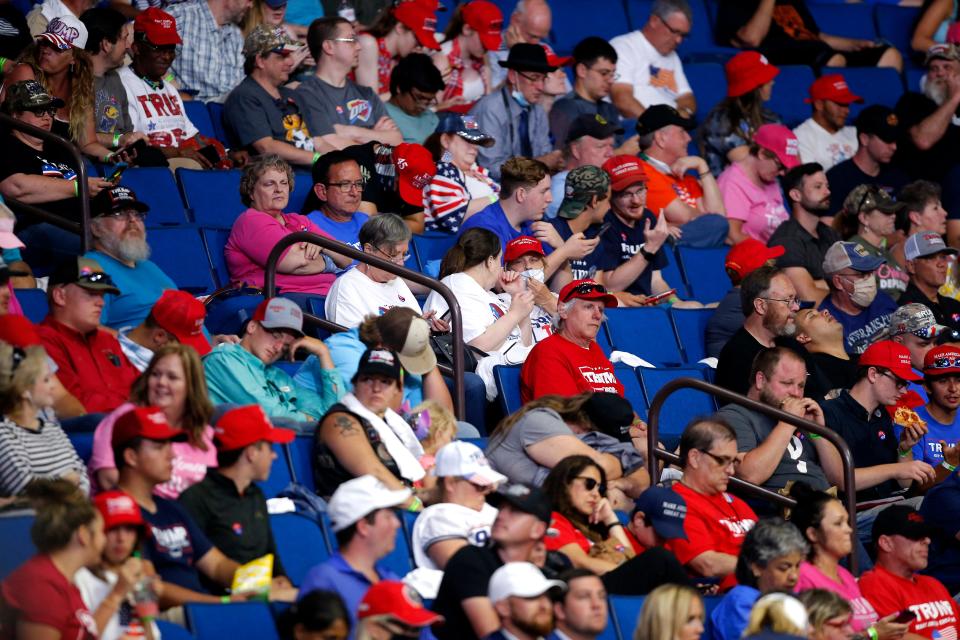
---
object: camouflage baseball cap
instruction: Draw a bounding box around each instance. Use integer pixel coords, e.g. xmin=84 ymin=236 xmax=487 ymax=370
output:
xmin=557 ymin=165 xmax=610 ymax=219
xmin=843 ymin=184 xmax=904 ymax=216
xmin=880 ymin=303 xmax=948 ymax=340
xmin=2 ymin=80 xmax=65 ymax=113
xmin=242 ymin=24 xmax=301 ymax=58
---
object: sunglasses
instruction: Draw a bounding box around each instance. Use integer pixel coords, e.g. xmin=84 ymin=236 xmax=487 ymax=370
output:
xmin=26 ymin=106 xmax=57 ymax=117
xmin=855 ymin=188 xmax=897 ymax=215
xmin=77 ymin=271 xmax=116 ymax=287
xmin=562 ymin=282 xmax=607 ymax=302
xmin=574 ymin=476 xmax=606 ymax=494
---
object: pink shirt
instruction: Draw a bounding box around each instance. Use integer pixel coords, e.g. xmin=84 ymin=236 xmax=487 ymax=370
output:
xmin=717 ymin=162 xmax=788 ymax=243
xmin=795 ymin=561 xmax=879 ymax=632
xmin=89 ymin=402 xmax=217 ymax=500
xmin=224 ymin=208 xmax=337 ymax=294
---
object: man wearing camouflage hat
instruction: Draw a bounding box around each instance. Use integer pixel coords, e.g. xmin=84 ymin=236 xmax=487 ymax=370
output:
xmin=547 ymin=165 xmax=610 ymax=282
xmin=224 ymin=24 xmax=318 ymax=167
xmin=884 ymin=303 xmax=948 ymax=384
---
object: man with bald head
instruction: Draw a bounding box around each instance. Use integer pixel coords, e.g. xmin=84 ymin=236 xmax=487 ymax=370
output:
xmin=489 ymin=0 xmax=554 ymax=86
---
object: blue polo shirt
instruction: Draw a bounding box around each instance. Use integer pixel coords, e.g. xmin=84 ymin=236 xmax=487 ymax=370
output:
xmin=919 ymin=467 xmax=960 ymax=594
xmin=298 ymin=552 xmax=399 ymax=640
xmin=458 ymin=201 xmax=533 ymax=252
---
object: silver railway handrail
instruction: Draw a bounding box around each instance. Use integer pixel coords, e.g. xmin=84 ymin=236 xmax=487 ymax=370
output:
xmin=646 ymin=376 xmax=860 ymax=574
xmin=0 ymin=113 xmax=91 ymax=251
xmin=262 ymin=230 xmax=466 ymax=420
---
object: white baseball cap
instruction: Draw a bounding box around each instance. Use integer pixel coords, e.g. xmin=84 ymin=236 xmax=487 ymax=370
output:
xmin=327 ymin=475 xmax=412 ymax=532
xmin=488 ymin=562 xmax=565 ymax=604
xmin=434 ymin=441 xmax=506 ymax=487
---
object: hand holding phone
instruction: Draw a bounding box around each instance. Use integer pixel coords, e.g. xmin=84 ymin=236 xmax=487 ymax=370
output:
xmin=893 ymin=610 xmax=917 ymax=624
xmin=643 ymin=288 xmax=677 ymax=306
xmin=107 ymin=162 xmax=128 ymax=183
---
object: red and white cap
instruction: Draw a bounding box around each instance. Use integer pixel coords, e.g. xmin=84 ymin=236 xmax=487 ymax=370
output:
xmin=461 ymin=0 xmax=503 ymax=52
xmin=393 ymin=1 xmax=440 ymax=50
xmin=859 ymin=340 xmax=922 ymax=381
xmin=152 ymin=290 xmax=211 ymax=356
xmin=358 ymin=581 xmax=443 ymax=626
xmin=393 ymin=143 xmax=436 ymax=207
xmin=253 ymin=297 xmax=304 ymax=337
xmin=37 ymin=15 xmax=88 ymax=50
xmin=134 ymin=8 xmax=182 ymax=46
xmin=754 ymin=124 xmax=800 ymax=170
xmin=503 ymin=235 xmax=545 ymax=264
xmin=601 ymin=155 xmax=647 ymax=192
xmin=213 ymin=405 xmax=295 ymax=451
xmin=805 ymin=74 xmax=863 ymax=105
xmin=94 ymin=490 xmax=145 ymax=531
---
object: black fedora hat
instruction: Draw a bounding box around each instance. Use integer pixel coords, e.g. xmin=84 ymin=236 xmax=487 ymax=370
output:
xmin=498 ymin=42 xmax=557 ymax=73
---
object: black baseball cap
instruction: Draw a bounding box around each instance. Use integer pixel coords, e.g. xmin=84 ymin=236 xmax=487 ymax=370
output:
xmin=92 ymin=186 xmax=150 ymax=217
xmin=871 ymin=504 xmax=936 ymax=548
xmin=566 ymin=113 xmax=624 ymax=144
xmin=854 ymin=105 xmax=900 ymax=144
xmin=636 ymin=104 xmax=695 ymax=137
xmin=582 ymin=392 xmax=635 ymax=443
xmin=487 ymin=483 xmax=552 ymax=523
xmin=352 ymin=348 xmax=403 ymax=384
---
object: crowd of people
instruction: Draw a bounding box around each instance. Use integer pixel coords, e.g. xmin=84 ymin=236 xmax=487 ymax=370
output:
xmin=5 ymin=0 xmax=960 ymax=638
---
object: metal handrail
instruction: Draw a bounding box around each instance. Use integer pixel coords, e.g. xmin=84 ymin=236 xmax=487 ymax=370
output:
xmin=262 ymin=231 xmax=466 ymax=420
xmin=0 ymin=113 xmax=91 ymax=251
xmin=646 ymin=377 xmax=860 ymax=574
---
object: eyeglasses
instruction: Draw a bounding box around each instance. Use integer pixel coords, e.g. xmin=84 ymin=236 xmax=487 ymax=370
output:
xmin=698 ymin=449 xmax=741 ymax=470
xmin=328 ymin=36 xmax=358 ymax=44
xmin=574 ymin=476 xmax=606 ymax=495
xmin=26 ymin=106 xmax=57 ymax=117
xmin=656 ymin=14 xmax=690 ymax=38
xmin=327 ymin=180 xmax=364 ymax=193
xmin=100 ymin=210 xmax=147 ymax=222
xmin=615 ymin=186 xmax=647 ymax=200
xmin=561 ymin=281 xmax=607 ymax=302
xmin=410 ymin=88 xmax=438 ymax=106
xmin=371 ymin=244 xmax=411 ymax=264
xmin=517 ymin=71 xmax=546 ymax=85
xmin=759 ymin=296 xmax=800 ymax=309
xmin=880 ymin=371 xmax=910 ymax=390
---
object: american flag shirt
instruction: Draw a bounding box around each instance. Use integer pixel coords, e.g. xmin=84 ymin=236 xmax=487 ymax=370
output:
xmin=425 ymin=161 xmax=498 ymax=233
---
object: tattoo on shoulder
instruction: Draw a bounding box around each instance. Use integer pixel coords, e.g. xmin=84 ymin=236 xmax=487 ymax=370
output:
xmin=331 ymin=414 xmax=359 ymax=437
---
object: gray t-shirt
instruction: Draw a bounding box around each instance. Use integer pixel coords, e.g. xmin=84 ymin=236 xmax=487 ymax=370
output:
xmin=715 ymin=403 xmax=830 ymax=490
xmin=486 ymin=407 xmax=572 ymax=485
xmin=294 ymin=75 xmax=388 ymax=137
xmin=95 ymin=70 xmax=133 ymax=135
xmin=224 ymin=76 xmax=313 ymax=152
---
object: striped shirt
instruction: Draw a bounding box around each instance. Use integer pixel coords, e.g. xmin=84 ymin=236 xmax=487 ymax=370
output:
xmin=425 ymin=162 xmax=498 ymax=233
xmin=0 ymin=411 xmax=89 ymax=497
xmin=165 ymin=0 xmax=244 ymax=102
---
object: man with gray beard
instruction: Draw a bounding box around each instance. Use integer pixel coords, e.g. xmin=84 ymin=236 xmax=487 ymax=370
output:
xmin=893 ymin=43 xmax=960 ymax=182
xmin=715 ymin=265 xmax=803 ymax=397
xmin=84 ymin=185 xmax=178 ymax=330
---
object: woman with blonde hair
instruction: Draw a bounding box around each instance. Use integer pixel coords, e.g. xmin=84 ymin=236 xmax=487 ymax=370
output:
xmin=797 ymin=589 xmax=856 ymax=640
xmin=0 ymin=341 xmax=88 ymax=497
xmin=634 ymin=583 xmax=705 ymax=640
xmin=742 ymin=593 xmax=809 ymax=638
xmin=88 ymin=343 xmax=217 ymax=498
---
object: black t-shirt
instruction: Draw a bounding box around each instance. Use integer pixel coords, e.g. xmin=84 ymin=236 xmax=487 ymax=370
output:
xmin=706 ymin=287 xmax=743 ymax=359
xmin=824 ymin=159 xmax=911 ymax=217
xmin=0 ymin=133 xmax=81 ymax=227
xmin=0 ymin=6 xmax=30 ymax=61
xmin=716 ymin=0 xmax=832 ymax=66
xmin=768 ymin=218 xmax=841 ymax=282
xmin=897 ymin=283 xmax=960 ymax=330
xmin=806 ymin=351 xmax=859 ymax=400
xmin=716 ymin=327 xmax=807 ymax=397
xmin=431 ymin=544 xmax=503 ymax=640
xmin=894 ymin=92 xmax=960 ymax=182
xmin=224 ymin=76 xmax=313 ymax=152
xmin=595 ymin=209 xmax=668 ymax=296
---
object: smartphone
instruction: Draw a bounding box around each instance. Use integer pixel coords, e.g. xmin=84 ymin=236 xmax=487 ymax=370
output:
xmin=198 ymin=145 xmax=221 ymax=165
xmin=596 ymin=221 xmax=613 ymax=237
xmin=124 ymin=138 xmax=148 ymax=156
xmin=644 ymin=288 xmax=677 ymax=306
xmin=893 ymin=610 xmax=917 ymax=624
xmin=107 ymin=162 xmax=128 ymax=182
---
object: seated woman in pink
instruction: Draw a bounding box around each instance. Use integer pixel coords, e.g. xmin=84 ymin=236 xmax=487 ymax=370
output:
xmin=89 ymin=343 xmax=216 ymax=499
xmin=789 ymin=483 xmax=905 ymax=640
xmin=225 ymin=155 xmax=352 ymax=297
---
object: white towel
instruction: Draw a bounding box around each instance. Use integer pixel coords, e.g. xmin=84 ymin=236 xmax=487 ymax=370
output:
xmin=339 ymin=393 xmax=425 ymax=483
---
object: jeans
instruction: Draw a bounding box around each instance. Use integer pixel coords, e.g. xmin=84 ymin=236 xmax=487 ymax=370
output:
xmin=677 ymin=213 xmax=729 ymax=248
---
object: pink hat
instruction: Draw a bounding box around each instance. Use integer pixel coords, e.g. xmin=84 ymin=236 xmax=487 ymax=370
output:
xmin=0 ymin=218 xmax=24 ymax=250
xmin=754 ymin=124 xmax=800 ymax=170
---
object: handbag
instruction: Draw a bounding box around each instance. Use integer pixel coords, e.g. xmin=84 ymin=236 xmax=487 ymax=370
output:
xmin=429 ymin=332 xmax=484 ymax=373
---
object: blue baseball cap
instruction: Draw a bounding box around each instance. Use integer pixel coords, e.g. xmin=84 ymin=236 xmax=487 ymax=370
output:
xmin=822 ymin=241 xmax=885 ymax=275
xmin=633 ymin=486 xmax=687 ymax=540
xmin=435 ymin=113 xmax=495 ymax=147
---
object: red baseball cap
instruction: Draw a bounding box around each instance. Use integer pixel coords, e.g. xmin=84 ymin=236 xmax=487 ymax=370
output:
xmin=805 ymin=74 xmax=863 ymax=105
xmin=213 ymin=405 xmax=295 ymax=451
xmin=541 ymin=42 xmax=571 ymax=68
xmin=504 ymin=235 xmax=545 ymax=264
xmin=558 ymin=279 xmax=618 ymax=308
xmin=462 ymin=0 xmax=503 ymax=52
xmin=725 ymin=239 xmax=785 ymax=280
xmin=152 ymin=290 xmax=211 ymax=357
xmin=923 ymin=345 xmax=960 ymax=376
xmin=134 ymin=8 xmax=182 ymax=46
xmin=393 ymin=143 xmax=436 ymax=207
xmin=0 ymin=314 xmax=42 ymax=347
xmin=602 ymin=156 xmax=647 ymax=192
xmin=859 ymin=340 xmax=922 ymax=381
xmin=358 ymin=581 xmax=443 ymax=626
xmin=393 ymin=2 xmax=440 ymax=50
xmin=725 ymin=51 xmax=779 ymax=98
xmin=111 ymin=406 xmax=188 ymax=447
xmin=94 ymin=490 xmax=145 ymax=531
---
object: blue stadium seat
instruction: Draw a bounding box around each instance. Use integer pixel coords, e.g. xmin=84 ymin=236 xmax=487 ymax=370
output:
xmin=767 ymin=66 xmax=817 ymax=127
xmin=615 ymin=365 xmax=648 ymax=421
xmin=670 ymin=307 xmax=715 ymax=364
xmin=684 ymin=63 xmax=726 ymax=123
xmin=605 ymin=307 xmax=683 ymax=366
xmin=68 ymin=432 xmax=95 ymax=464
xmin=875 ymin=5 xmax=922 ymax=65
xmin=610 ymin=595 xmax=645 ymax=640
xmin=596 ymin=602 xmax=618 ymax=640
xmin=411 ymin=233 xmax=457 ymax=278
xmin=677 ymin=0 xmax=740 ymax=62
xmin=177 ymin=168 xmax=245 ymax=228
xmin=203 ymin=290 xmax=264 ymax=336
xmin=120 ymin=167 xmax=189 ymax=225
xmin=287 ymin=435 xmax=316 ymax=492
xmin=270 ymin=512 xmax=330 ymax=586
xmin=147 ymin=227 xmax=218 ymax=294
xmin=841 ymin=67 xmax=905 ymax=117
xmin=0 ymin=511 xmax=36 ymax=581
xmin=660 ymin=245 xmax=690 ymax=300
xmin=677 ymin=246 xmax=731 ymax=303
xmin=258 ymin=443 xmax=292 ymax=498
xmin=905 ymin=67 xmax=924 ymax=93
xmin=624 ymin=0 xmax=653 ymax=33
xmin=638 ymin=366 xmax=715 ymax=449
xmin=14 ymin=288 xmax=48 ymax=323
xmin=462 ymin=437 xmax=490 ymax=450
xmin=306 ymin=297 xmax=331 ymax=340
xmin=807 ymin=3 xmax=877 ymax=41
xmin=199 ymin=227 xmax=232 ymax=288
xmin=595 ymin=321 xmax=614 ymax=356
xmin=550 ymin=0 xmax=628 ymax=54
xmin=183 ymin=101 xmax=217 ymax=140
xmin=291 ymin=170 xmax=315 ymax=214
xmin=206 ymin=101 xmax=231 ymax=147
xmin=156 ymin=621 xmax=194 ymax=640
xmin=185 ymin=602 xmax=279 ymax=640
xmin=494 ymin=364 xmax=523 ymax=415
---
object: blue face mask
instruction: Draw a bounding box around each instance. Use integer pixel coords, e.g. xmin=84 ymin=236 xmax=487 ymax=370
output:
xmin=512 ymin=90 xmax=531 ymax=108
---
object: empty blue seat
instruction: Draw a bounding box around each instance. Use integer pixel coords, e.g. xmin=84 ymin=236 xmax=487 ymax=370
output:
xmin=841 ymin=67 xmax=905 ymax=117
xmin=615 ymin=365 xmax=648 ymax=421
xmin=684 ymin=63 xmax=726 ymax=123
xmin=271 ymin=512 xmax=330 ymax=586
xmin=185 ymin=602 xmax=279 ymax=640
xmin=68 ymin=432 xmax=95 ymax=463
xmin=610 ymin=595 xmax=646 ymax=640
xmin=551 ymin=0 xmax=627 ymax=54
xmin=120 ymin=167 xmax=189 ymax=225
xmin=203 ymin=290 xmax=263 ymax=336
xmin=14 ymin=288 xmax=48 ymax=323
xmin=677 ymin=246 xmax=731 ymax=303
xmin=306 ymin=297 xmax=331 ymax=340
xmin=767 ymin=66 xmax=817 ymax=127
xmin=605 ymin=307 xmax=683 ymax=366
xmin=596 ymin=600 xmax=618 ymax=640
xmin=199 ymin=226 xmax=232 ymax=288
xmin=0 ymin=511 xmax=35 ymax=581
xmin=677 ymin=0 xmax=740 ymax=62
xmin=287 ymin=435 xmax=316 ymax=492
xmin=638 ymin=366 xmax=715 ymax=449
xmin=494 ymin=364 xmax=523 ymax=415
xmin=206 ymin=101 xmax=231 ymax=147
xmin=807 ymin=3 xmax=877 ymax=41
xmin=660 ymin=245 xmax=690 ymax=300
xmin=183 ymin=101 xmax=217 ymax=140
xmin=411 ymin=233 xmax=456 ymax=278
xmin=291 ymin=169 xmax=315 ymax=214
xmin=670 ymin=307 xmax=715 ymax=364
xmin=875 ymin=5 xmax=922 ymax=63
xmin=258 ymin=443 xmax=292 ymax=498
xmin=147 ymin=227 xmax=218 ymax=294
xmin=177 ymin=168 xmax=245 ymax=228
xmin=156 ymin=621 xmax=194 ymax=640
xmin=595 ymin=321 xmax=614 ymax=356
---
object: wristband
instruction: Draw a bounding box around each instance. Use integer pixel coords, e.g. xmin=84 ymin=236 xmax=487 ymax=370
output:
xmin=220 ymin=595 xmax=231 ymax=603
xmin=868 ymin=628 xmax=878 ymax=640
xmin=807 ymin=433 xmax=821 ymax=440
xmin=943 ymin=461 xmax=957 ymax=472
xmin=112 ymin=132 xmax=121 ymax=148
xmin=312 ymin=152 xmax=321 ymax=164
xmin=407 ymin=496 xmax=423 ymax=512
xmin=488 ymin=193 xmax=498 ymax=204
xmin=898 ymin=447 xmax=911 ymax=458
xmin=639 ymin=246 xmax=657 ymax=262
xmin=606 ymin=521 xmax=622 ymax=528
xmin=667 ymin=295 xmax=680 ymax=304
xmin=0 ymin=57 xmax=7 ymax=73
xmin=73 ymin=181 xmax=79 ymax=197
xmin=103 ymin=152 xmax=115 ymax=163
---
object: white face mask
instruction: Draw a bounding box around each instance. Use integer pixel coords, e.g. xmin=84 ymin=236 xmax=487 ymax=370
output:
xmin=844 ymin=274 xmax=878 ymax=308
xmin=520 ymin=268 xmax=545 ymax=283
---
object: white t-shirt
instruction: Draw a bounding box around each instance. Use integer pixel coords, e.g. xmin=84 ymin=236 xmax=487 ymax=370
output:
xmin=324 ymin=266 xmax=421 ymax=329
xmin=610 ymin=30 xmax=691 ymax=109
xmin=411 ymin=501 xmax=498 ymax=570
xmin=74 ymin=568 xmax=160 ymax=640
xmin=117 ymin=65 xmax=199 ymax=148
xmin=423 ymin=272 xmax=522 ymax=355
xmin=793 ymin=118 xmax=858 ymax=172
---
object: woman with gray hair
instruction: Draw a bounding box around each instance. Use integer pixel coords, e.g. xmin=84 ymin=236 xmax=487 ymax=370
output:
xmin=225 ymin=154 xmax=351 ymax=299
xmin=708 ymin=518 xmax=809 ymax=640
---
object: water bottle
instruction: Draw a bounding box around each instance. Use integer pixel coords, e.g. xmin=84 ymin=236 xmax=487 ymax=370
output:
xmin=337 ymin=0 xmax=356 ymax=22
xmin=130 ymin=554 xmax=159 ymax=623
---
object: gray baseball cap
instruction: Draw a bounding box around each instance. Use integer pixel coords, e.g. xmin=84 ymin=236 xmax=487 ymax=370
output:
xmin=904 ymin=231 xmax=958 ymax=261
xmin=252 ymin=297 xmax=304 ymax=337
xmin=822 ymin=241 xmax=884 ymax=275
